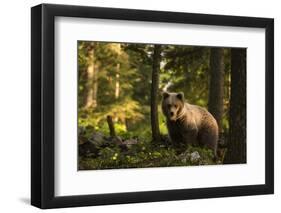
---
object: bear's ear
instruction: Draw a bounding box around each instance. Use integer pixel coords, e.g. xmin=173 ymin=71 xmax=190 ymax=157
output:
xmin=162 ymin=91 xmax=170 ymax=99
xmin=176 ymin=92 xmax=184 ymax=101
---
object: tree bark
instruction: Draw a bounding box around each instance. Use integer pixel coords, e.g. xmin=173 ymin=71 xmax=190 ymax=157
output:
xmin=208 ymin=48 xmax=224 ymax=132
xmin=115 ymin=44 xmax=121 ymax=100
xmin=80 ymin=67 xmax=88 ymax=108
xmin=150 ymin=45 xmax=161 ymax=143
xmin=115 ymin=70 xmax=120 ymax=99
xmin=107 ymin=115 xmax=116 ymax=137
xmin=84 ymin=42 xmax=98 ymax=109
xmin=224 ymin=48 xmax=246 ymax=164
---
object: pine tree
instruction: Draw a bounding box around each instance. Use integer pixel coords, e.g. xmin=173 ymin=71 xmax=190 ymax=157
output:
xmin=224 ymin=48 xmax=246 ymax=164
xmin=151 ymin=44 xmax=161 ymax=142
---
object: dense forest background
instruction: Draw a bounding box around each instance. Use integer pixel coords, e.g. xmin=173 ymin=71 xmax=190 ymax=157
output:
xmin=78 ymin=41 xmax=246 ymax=170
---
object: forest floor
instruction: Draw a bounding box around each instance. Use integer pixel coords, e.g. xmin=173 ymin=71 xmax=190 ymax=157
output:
xmin=78 ymin=130 xmax=221 ymax=170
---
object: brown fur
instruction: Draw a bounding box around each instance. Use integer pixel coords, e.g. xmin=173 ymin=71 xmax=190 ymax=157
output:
xmin=161 ymin=92 xmax=218 ymax=154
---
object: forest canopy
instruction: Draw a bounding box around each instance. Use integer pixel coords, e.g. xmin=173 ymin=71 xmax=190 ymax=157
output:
xmin=78 ymin=41 xmax=246 ymax=170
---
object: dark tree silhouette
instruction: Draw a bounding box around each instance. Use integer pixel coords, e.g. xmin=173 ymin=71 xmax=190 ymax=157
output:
xmin=208 ymin=48 xmax=225 ymax=132
xmin=151 ymin=44 xmax=161 ymax=142
xmin=224 ymin=48 xmax=246 ymax=164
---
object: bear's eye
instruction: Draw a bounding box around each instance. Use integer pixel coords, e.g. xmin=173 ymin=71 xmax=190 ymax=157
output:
xmin=174 ymin=104 xmax=178 ymax=108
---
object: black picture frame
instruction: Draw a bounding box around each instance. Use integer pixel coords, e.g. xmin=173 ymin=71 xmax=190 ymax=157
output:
xmin=31 ymin=3 xmax=274 ymax=209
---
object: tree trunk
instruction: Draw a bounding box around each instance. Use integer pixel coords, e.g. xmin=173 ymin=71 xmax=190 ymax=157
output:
xmin=80 ymin=67 xmax=88 ymax=108
xmin=84 ymin=42 xmax=98 ymax=109
xmin=184 ymin=62 xmax=190 ymax=92
xmin=115 ymin=44 xmax=121 ymax=100
xmin=107 ymin=115 xmax=116 ymax=137
xmin=224 ymin=48 xmax=246 ymax=164
xmin=150 ymin=44 xmax=161 ymax=143
xmin=115 ymin=70 xmax=120 ymax=99
xmin=208 ymin=48 xmax=224 ymax=132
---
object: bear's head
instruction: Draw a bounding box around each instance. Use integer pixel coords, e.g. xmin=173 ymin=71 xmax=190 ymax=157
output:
xmin=161 ymin=92 xmax=185 ymax=121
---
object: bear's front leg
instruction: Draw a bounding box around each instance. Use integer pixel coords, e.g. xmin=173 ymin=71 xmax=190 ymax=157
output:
xmin=181 ymin=127 xmax=198 ymax=146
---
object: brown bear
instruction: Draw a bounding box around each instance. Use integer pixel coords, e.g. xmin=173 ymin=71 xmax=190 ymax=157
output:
xmin=161 ymin=91 xmax=218 ymax=155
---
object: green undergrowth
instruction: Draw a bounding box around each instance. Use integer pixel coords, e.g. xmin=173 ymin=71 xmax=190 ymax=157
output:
xmin=78 ymin=135 xmax=218 ymax=170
